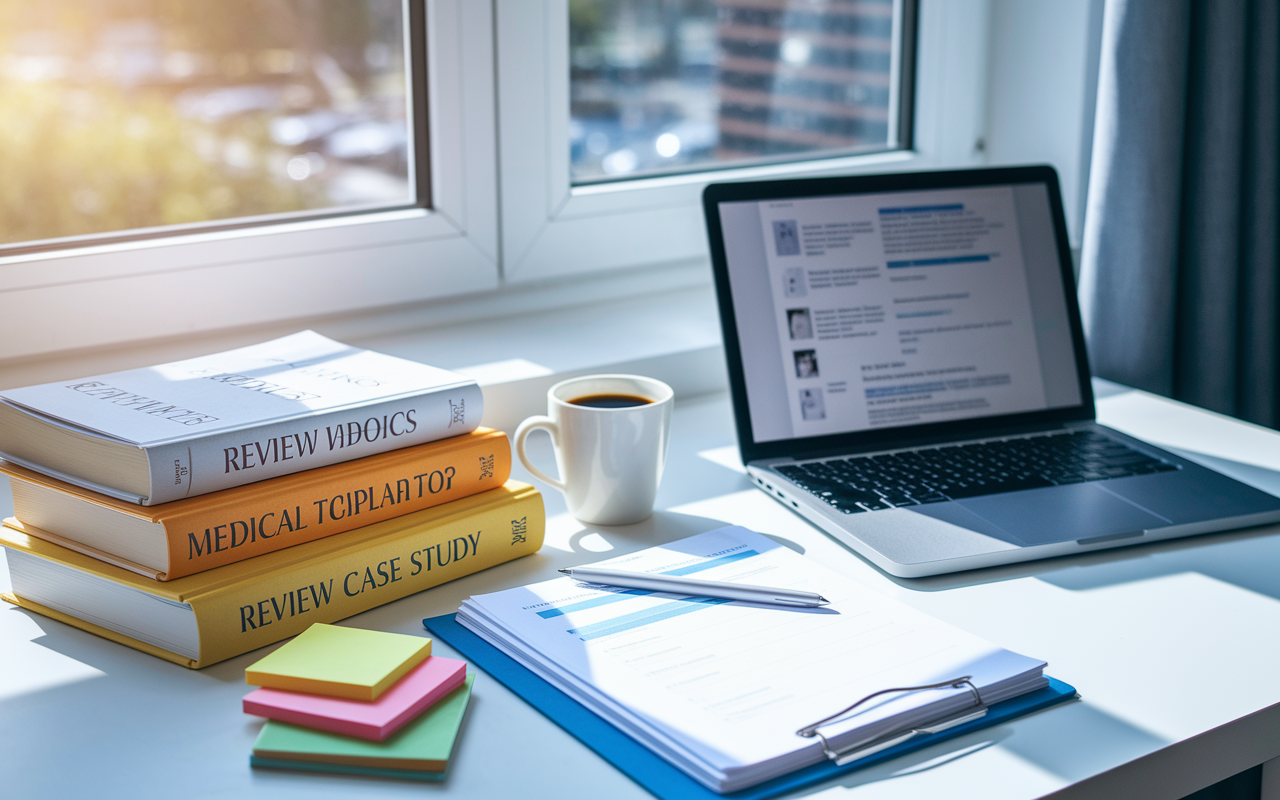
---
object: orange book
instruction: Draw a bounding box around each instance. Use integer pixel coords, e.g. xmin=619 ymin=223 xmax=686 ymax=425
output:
xmin=0 ymin=428 xmax=510 ymax=580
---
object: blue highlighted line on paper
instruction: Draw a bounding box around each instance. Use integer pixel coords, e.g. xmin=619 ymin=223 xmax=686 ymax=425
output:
xmin=568 ymin=597 xmax=734 ymax=640
xmin=878 ymin=204 xmax=963 ymax=215
xmin=664 ymin=549 xmax=757 ymax=576
xmin=896 ymin=310 xmax=952 ymax=319
xmin=536 ymin=588 xmax=652 ymax=619
xmin=886 ymin=254 xmax=991 ymax=268
xmin=537 ymin=549 xmax=760 ymax=619
xmin=867 ymin=382 xmax=946 ymax=398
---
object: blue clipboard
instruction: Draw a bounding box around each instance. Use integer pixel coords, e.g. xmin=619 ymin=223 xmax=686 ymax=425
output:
xmin=424 ymin=613 xmax=1078 ymax=800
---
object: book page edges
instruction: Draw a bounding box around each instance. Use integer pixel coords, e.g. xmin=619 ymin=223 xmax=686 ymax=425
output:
xmin=0 ymin=460 xmax=161 ymax=519
xmin=1 ymin=592 xmax=199 ymax=668
xmin=0 ymin=452 xmax=146 ymax=504
xmin=5 ymin=520 xmax=165 ymax=580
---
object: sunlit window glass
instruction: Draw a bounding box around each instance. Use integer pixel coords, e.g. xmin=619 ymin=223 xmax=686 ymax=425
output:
xmin=0 ymin=0 xmax=413 ymax=247
xmin=569 ymin=0 xmax=907 ymax=183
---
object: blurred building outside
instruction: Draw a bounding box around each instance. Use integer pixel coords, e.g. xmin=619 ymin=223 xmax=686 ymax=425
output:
xmin=569 ymin=0 xmax=897 ymax=183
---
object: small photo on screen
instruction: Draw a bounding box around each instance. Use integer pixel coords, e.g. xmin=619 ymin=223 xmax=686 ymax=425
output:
xmin=794 ymin=350 xmax=819 ymax=378
xmin=783 ymin=267 xmax=807 ymax=298
xmin=787 ymin=308 xmax=812 ymax=340
xmin=773 ymin=220 xmax=800 ymax=256
xmin=799 ymin=388 xmax=825 ymax=421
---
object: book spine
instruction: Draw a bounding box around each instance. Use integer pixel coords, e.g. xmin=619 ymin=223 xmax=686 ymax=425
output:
xmin=161 ymin=431 xmax=512 ymax=579
xmin=192 ymin=485 xmax=543 ymax=667
xmin=144 ymin=382 xmax=484 ymax=504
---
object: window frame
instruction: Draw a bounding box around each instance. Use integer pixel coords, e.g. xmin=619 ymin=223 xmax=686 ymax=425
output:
xmin=0 ymin=0 xmax=999 ymax=366
xmin=495 ymin=0 xmax=990 ymax=284
xmin=0 ymin=0 xmax=499 ymax=363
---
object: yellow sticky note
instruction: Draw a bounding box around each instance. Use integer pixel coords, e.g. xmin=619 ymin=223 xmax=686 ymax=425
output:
xmin=246 ymin=624 xmax=432 ymax=701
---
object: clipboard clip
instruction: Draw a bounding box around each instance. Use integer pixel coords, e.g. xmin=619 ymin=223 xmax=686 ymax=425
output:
xmin=795 ymin=676 xmax=988 ymax=766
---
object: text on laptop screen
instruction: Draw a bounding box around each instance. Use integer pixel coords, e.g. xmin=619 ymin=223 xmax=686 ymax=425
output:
xmin=718 ymin=182 xmax=1082 ymax=444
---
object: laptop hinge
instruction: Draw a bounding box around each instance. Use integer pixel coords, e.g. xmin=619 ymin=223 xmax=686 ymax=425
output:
xmin=775 ymin=420 xmax=1094 ymax=463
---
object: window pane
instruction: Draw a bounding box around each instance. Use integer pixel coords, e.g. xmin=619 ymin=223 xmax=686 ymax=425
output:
xmin=0 ymin=0 xmax=413 ymax=247
xmin=569 ymin=0 xmax=905 ymax=183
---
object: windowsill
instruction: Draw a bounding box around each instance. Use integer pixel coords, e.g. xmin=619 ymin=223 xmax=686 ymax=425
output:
xmin=358 ymin=281 xmax=728 ymax=433
xmin=0 ymin=265 xmax=728 ymax=435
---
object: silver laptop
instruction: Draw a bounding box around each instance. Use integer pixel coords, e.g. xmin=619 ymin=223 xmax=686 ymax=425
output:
xmin=703 ymin=165 xmax=1280 ymax=577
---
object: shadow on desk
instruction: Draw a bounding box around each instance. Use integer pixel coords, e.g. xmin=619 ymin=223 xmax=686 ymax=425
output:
xmin=564 ymin=509 xmax=810 ymax=558
xmin=788 ymin=699 xmax=1173 ymax=797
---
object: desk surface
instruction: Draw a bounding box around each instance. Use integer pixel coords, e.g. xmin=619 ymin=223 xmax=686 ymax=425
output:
xmin=4 ymin=382 xmax=1280 ymax=800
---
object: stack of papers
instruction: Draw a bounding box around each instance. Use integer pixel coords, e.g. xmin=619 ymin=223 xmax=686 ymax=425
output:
xmin=457 ymin=527 xmax=1047 ymax=793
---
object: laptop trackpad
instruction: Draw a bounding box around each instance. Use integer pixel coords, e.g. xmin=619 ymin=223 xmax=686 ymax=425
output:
xmin=956 ymin=484 xmax=1169 ymax=547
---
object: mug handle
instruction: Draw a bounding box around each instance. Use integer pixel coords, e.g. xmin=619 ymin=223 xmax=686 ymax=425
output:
xmin=514 ymin=415 xmax=565 ymax=492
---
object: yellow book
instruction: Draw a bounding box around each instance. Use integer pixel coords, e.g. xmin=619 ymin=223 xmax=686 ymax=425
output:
xmin=0 ymin=481 xmax=544 ymax=669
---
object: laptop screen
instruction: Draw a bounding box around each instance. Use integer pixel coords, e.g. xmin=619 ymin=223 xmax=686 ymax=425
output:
xmin=707 ymin=169 xmax=1090 ymax=455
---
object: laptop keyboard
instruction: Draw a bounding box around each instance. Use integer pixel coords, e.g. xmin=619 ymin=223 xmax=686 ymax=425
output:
xmin=772 ymin=430 xmax=1178 ymax=514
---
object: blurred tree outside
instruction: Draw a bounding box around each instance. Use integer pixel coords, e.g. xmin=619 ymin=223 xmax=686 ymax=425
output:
xmin=0 ymin=0 xmax=409 ymax=247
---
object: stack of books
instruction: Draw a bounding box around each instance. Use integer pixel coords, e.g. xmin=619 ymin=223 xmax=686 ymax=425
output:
xmin=244 ymin=623 xmax=473 ymax=781
xmin=0 ymin=332 xmax=545 ymax=668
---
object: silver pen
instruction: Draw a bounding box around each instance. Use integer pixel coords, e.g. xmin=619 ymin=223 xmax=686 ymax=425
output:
xmin=557 ymin=566 xmax=829 ymax=607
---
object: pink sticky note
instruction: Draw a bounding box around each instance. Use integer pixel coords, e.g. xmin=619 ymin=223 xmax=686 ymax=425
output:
xmin=244 ymin=655 xmax=467 ymax=741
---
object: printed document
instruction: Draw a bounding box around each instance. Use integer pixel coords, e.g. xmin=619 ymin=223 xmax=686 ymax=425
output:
xmin=458 ymin=527 xmax=1046 ymax=792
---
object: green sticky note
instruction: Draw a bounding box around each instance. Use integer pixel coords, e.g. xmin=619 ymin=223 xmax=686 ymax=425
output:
xmin=249 ymin=756 xmax=447 ymax=781
xmin=252 ymin=674 xmax=474 ymax=773
xmin=245 ymin=624 xmax=432 ymax=701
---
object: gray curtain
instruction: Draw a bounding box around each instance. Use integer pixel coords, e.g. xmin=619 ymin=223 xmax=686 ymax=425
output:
xmin=1079 ymin=0 xmax=1280 ymax=427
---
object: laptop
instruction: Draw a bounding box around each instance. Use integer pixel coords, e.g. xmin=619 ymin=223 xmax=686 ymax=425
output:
xmin=702 ymin=165 xmax=1280 ymax=577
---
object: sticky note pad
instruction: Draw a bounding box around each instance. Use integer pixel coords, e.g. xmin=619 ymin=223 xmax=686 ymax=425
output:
xmin=251 ymin=675 xmax=474 ymax=775
xmin=247 ymin=758 xmax=447 ymax=781
xmin=244 ymin=656 xmax=467 ymax=741
xmin=245 ymin=624 xmax=432 ymax=701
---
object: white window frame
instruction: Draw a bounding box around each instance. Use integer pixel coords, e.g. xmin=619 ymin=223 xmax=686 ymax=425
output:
xmin=0 ymin=0 xmax=499 ymax=363
xmin=0 ymin=0 xmax=1003 ymax=368
xmin=495 ymin=0 xmax=991 ymax=284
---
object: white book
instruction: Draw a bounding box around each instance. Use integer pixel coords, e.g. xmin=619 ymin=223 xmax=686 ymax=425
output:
xmin=458 ymin=527 xmax=1047 ymax=793
xmin=0 ymin=331 xmax=483 ymax=505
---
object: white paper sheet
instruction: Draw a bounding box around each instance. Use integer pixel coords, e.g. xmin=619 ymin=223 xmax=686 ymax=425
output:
xmin=458 ymin=527 xmax=1046 ymax=791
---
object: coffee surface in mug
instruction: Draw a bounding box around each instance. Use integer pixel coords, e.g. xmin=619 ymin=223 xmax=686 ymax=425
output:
xmin=569 ymin=393 xmax=653 ymax=409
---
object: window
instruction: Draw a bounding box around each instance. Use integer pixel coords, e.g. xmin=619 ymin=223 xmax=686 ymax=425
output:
xmin=568 ymin=0 xmax=912 ymax=183
xmin=0 ymin=0 xmax=420 ymax=250
xmin=496 ymin=0 xmax=984 ymax=285
xmin=0 ymin=0 xmax=499 ymax=364
xmin=4 ymin=0 xmax=1012 ymax=366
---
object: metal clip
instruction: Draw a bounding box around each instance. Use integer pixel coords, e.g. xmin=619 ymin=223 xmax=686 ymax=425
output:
xmin=795 ymin=676 xmax=987 ymax=766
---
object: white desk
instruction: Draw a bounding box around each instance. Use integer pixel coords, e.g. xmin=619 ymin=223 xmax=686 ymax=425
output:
xmin=4 ymin=382 xmax=1280 ymax=799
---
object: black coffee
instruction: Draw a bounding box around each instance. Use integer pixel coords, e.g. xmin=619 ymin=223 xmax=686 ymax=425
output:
xmin=569 ymin=393 xmax=652 ymax=409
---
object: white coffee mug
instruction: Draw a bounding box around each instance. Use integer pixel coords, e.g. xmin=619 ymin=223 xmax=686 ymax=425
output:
xmin=514 ymin=374 xmax=673 ymax=525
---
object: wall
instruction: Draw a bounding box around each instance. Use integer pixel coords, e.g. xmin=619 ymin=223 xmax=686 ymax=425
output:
xmin=983 ymin=0 xmax=1105 ymax=247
